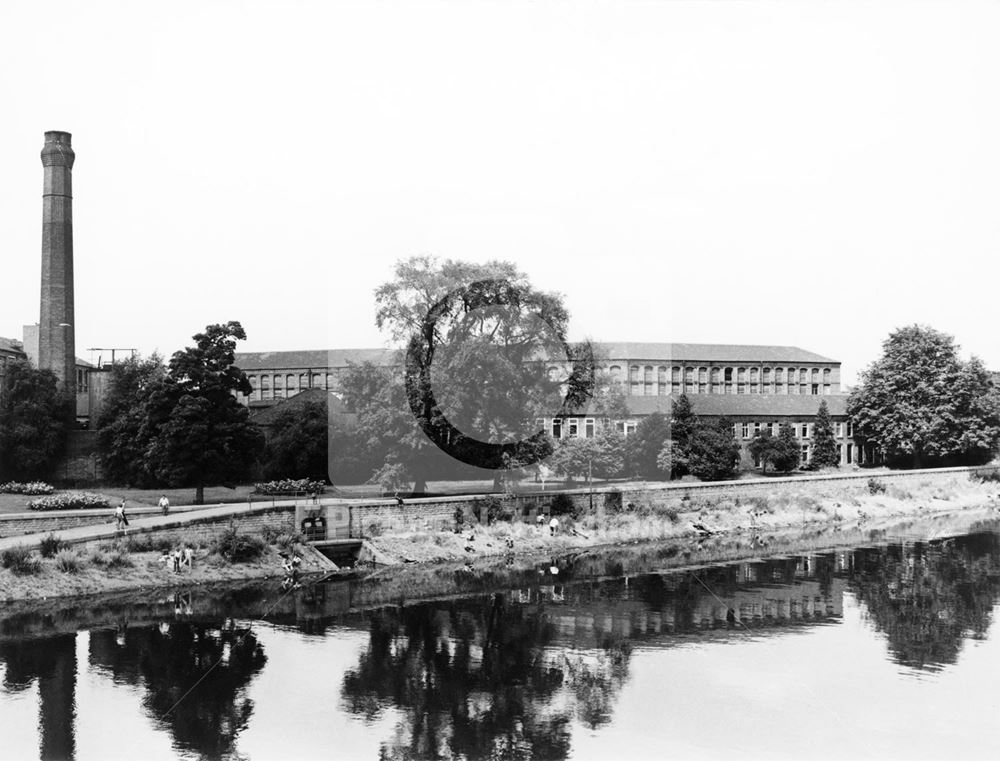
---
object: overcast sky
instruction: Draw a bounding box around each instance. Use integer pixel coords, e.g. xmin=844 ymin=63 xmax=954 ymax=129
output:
xmin=1 ymin=0 xmax=998 ymax=384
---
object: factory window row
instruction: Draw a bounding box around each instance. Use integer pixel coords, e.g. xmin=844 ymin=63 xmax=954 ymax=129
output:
xmin=245 ymin=371 xmax=336 ymax=401
xmin=584 ymin=364 xmax=835 ymax=396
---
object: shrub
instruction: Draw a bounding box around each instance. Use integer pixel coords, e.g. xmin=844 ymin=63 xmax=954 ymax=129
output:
xmin=212 ymin=525 xmax=267 ymax=562
xmin=477 ymin=496 xmax=513 ymax=525
xmin=39 ymin=533 xmax=67 ymax=558
xmin=604 ymin=490 xmax=623 ymax=514
xmin=55 ymin=549 xmax=81 ymax=573
xmin=27 ymin=492 xmax=111 ymax=511
xmin=1 ymin=546 xmax=40 ymax=575
xmin=867 ymin=478 xmax=887 ymax=495
xmin=105 ymin=549 xmax=133 ymax=568
xmin=253 ymin=478 xmax=326 ymax=496
xmin=125 ymin=535 xmax=173 ymax=553
xmin=0 ymin=481 xmax=55 ymax=496
xmin=654 ymin=504 xmax=681 ymax=523
xmin=550 ymin=493 xmax=577 ymax=517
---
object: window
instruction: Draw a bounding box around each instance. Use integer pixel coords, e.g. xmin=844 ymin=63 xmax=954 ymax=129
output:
xmin=737 ymin=367 xmax=747 ymax=394
xmin=325 ymin=373 xmax=333 ymax=389
xmin=671 ymin=366 xmax=681 ymax=395
xmin=568 ymin=418 xmax=579 ymax=437
xmin=762 ymin=367 xmax=772 ymax=393
xmin=624 ymin=422 xmax=637 ymax=436
xmin=312 ymin=373 xmax=323 ymax=388
xmin=658 ymin=366 xmax=667 ymax=395
xmin=749 ymin=367 xmax=759 ymax=394
xmin=552 ymin=419 xmax=562 ymax=439
xmin=742 ymin=423 xmax=751 ymax=439
xmin=733 ymin=423 xmax=739 ymax=437
xmin=644 ymin=365 xmax=654 ymax=396
xmin=811 ymin=384 xmax=819 ymax=395
xmin=768 ymin=422 xmax=777 ymax=436
xmin=847 ymin=422 xmax=854 ymax=437
xmin=685 ymin=366 xmax=696 ymax=394
xmin=300 ymin=373 xmax=309 ymax=389
xmin=711 ymin=367 xmax=721 ymax=394
xmin=248 ymin=375 xmax=257 ymax=399
xmin=610 ymin=365 xmax=623 ymax=385
xmin=801 ymin=423 xmax=810 ymax=438
xmin=698 ymin=367 xmax=707 ymax=394
xmin=585 ymin=418 xmax=595 ymax=438
xmin=835 ymin=422 xmax=844 ymax=438
xmin=775 ymin=367 xmax=783 ymax=384
xmin=801 ymin=444 xmax=810 ymax=465
xmin=630 ymin=365 xmax=641 ymax=395
xmin=724 ymin=367 xmax=734 ymax=394
xmin=274 ymin=374 xmax=284 ymax=398
xmin=753 ymin=422 xmax=761 ymax=435
xmin=261 ymin=375 xmax=271 ymax=399
xmin=846 ymin=443 xmax=853 ymax=464
xmin=286 ymin=374 xmax=297 ymax=396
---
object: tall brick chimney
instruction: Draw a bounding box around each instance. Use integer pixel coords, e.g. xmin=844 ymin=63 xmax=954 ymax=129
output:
xmin=39 ymin=131 xmax=76 ymax=407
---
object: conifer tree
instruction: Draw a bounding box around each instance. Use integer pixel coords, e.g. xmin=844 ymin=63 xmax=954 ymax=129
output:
xmin=811 ymin=400 xmax=840 ymax=468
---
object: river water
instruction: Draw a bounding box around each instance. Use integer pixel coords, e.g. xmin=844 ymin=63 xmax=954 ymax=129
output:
xmin=3 ymin=516 xmax=1000 ymax=760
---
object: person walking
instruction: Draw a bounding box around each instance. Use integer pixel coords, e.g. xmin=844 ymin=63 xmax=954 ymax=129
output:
xmin=158 ymin=494 xmax=170 ymax=515
xmin=115 ymin=500 xmax=129 ymax=535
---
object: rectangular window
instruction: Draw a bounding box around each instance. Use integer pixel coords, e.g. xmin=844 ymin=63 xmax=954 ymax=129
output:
xmin=846 ymin=443 xmax=853 ymax=463
xmin=847 ymin=422 xmax=854 ymax=437
xmin=811 ymin=384 xmax=819 ymax=395
xmin=768 ymin=422 xmax=777 ymax=436
xmin=742 ymin=423 xmax=751 ymax=439
xmin=753 ymin=422 xmax=761 ymax=435
xmin=552 ymin=419 xmax=562 ymax=439
xmin=801 ymin=424 xmax=809 ymax=438
xmin=835 ymin=422 xmax=844 ymax=438
xmin=801 ymin=444 xmax=810 ymax=464
xmin=585 ymin=419 xmax=595 ymax=438
xmin=624 ymin=422 xmax=637 ymax=436
xmin=568 ymin=419 xmax=579 ymax=437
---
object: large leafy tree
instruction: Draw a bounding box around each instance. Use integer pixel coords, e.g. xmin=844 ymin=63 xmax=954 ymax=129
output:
xmin=848 ymin=325 xmax=1000 ymax=467
xmin=625 ymin=411 xmax=670 ymax=480
xmin=0 ymin=361 xmax=68 ymax=481
xmin=684 ymin=417 xmax=741 ymax=481
xmin=359 ymin=256 xmax=582 ymax=491
xmin=811 ymin=400 xmax=840 ymax=468
xmin=261 ymin=400 xmax=329 ymax=482
xmin=147 ymin=322 xmax=265 ymax=503
xmin=96 ymin=354 xmax=167 ymax=486
xmin=549 ymin=429 xmax=625 ymax=482
xmin=749 ymin=423 xmax=800 ymax=473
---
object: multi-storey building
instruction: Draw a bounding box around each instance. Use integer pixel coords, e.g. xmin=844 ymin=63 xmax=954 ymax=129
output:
xmin=235 ymin=342 xmax=876 ymax=467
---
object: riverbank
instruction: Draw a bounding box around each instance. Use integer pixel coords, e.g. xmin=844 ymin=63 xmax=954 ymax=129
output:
xmin=368 ymin=472 xmax=1000 ymax=564
xmin=0 ymin=540 xmax=332 ymax=603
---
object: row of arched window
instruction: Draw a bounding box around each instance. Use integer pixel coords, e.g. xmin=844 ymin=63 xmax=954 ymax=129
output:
xmin=595 ymin=365 xmax=835 ymax=396
xmin=246 ymin=371 xmax=335 ymax=401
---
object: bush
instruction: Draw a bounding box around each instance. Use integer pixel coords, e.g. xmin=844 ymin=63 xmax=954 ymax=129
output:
xmin=654 ymin=504 xmax=681 ymax=523
xmin=867 ymin=478 xmax=887 ymax=495
xmin=125 ymin=535 xmax=173 ymax=554
xmin=1 ymin=546 xmax=40 ymax=575
xmin=39 ymin=533 xmax=67 ymax=558
xmin=253 ymin=478 xmax=326 ymax=496
xmin=212 ymin=525 xmax=267 ymax=562
xmin=55 ymin=549 xmax=81 ymax=573
xmin=604 ymin=490 xmax=623 ymax=514
xmin=550 ymin=493 xmax=577 ymax=517
xmin=105 ymin=549 xmax=133 ymax=568
xmin=0 ymin=481 xmax=55 ymax=496
xmin=477 ymin=496 xmax=514 ymax=525
xmin=27 ymin=492 xmax=111 ymax=511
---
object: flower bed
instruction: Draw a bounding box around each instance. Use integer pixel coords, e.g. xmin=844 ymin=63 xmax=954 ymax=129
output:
xmin=0 ymin=481 xmax=56 ymax=496
xmin=253 ymin=478 xmax=326 ymax=496
xmin=27 ymin=492 xmax=112 ymax=511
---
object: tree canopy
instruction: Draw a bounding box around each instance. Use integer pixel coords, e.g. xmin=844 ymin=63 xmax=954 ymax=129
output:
xmin=0 ymin=361 xmax=68 ymax=481
xmin=749 ymin=423 xmax=800 ymax=473
xmin=847 ymin=325 xmax=1000 ymax=467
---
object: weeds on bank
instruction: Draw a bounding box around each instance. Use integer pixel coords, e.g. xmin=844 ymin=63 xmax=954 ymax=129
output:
xmin=1 ymin=545 xmax=40 ymax=575
xmin=55 ymin=549 xmax=81 ymax=573
xmin=39 ymin=533 xmax=68 ymax=558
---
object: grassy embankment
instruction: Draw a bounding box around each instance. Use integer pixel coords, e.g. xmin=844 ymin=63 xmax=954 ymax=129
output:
xmin=0 ymin=528 xmax=330 ymax=602
xmin=370 ymin=472 xmax=1000 ymax=565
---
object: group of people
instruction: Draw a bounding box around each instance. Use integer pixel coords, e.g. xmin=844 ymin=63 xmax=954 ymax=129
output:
xmin=113 ymin=494 xmax=172 ymax=535
xmin=160 ymin=545 xmax=195 ymax=572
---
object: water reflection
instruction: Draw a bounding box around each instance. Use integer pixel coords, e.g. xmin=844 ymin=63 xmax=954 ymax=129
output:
xmin=2 ymin=526 xmax=1000 ymax=759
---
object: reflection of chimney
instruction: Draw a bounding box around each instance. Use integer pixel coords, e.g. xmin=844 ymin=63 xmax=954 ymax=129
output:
xmin=39 ymin=131 xmax=76 ymax=405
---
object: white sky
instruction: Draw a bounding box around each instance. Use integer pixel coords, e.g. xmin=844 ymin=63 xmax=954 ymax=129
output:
xmin=1 ymin=0 xmax=998 ymax=385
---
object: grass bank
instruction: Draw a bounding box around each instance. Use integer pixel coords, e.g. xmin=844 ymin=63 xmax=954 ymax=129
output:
xmin=369 ymin=472 xmax=1000 ymax=565
xmin=0 ymin=530 xmax=331 ymax=602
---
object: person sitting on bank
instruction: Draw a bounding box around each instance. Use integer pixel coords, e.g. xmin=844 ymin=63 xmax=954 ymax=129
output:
xmin=158 ymin=494 xmax=170 ymax=515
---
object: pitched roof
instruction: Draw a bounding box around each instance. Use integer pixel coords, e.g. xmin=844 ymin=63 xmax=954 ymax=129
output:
xmin=616 ymin=393 xmax=849 ymax=417
xmin=235 ymin=342 xmax=838 ymax=371
xmin=249 ymin=387 xmax=346 ymax=426
xmin=234 ymin=348 xmax=394 ymax=371
xmin=0 ymin=336 xmax=25 ymax=355
xmin=590 ymin=342 xmax=838 ymax=364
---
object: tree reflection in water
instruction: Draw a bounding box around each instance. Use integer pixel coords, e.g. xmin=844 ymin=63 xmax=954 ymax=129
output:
xmin=850 ymin=531 xmax=1000 ymax=671
xmin=341 ymin=592 xmax=631 ymax=760
xmin=89 ymin=620 xmax=267 ymax=759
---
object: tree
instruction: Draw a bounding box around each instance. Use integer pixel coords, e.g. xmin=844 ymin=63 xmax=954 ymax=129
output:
xmin=811 ymin=401 xmax=840 ymax=468
xmin=666 ymin=395 xmax=698 ymax=479
xmin=847 ymin=325 xmax=1000 ymax=467
xmin=625 ymin=411 xmax=670 ymax=480
xmin=0 ymin=361 xmax=68 ymax=481
xmin=685 ymin=417 xmax=741 ymax=481
xmin=549 ymin=429 xmax=625 ymax=482
xmin=146 ymin=322 xmax=265 ymax=503
xmin=368 ymin=256 xmax=584 ymax=488
xmin=748 ymin=424 xmax=800 ymax=473
xmin=260 ymin=400 xmax=329 ymax=482
xmin=96 ymin=354 xmax=167 ymax=486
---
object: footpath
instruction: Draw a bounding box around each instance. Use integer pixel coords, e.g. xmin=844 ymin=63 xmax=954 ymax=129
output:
xmin=0 ymin=497 xmax=317 ymax=552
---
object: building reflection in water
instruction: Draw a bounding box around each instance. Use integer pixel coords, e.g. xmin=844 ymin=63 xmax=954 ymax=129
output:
xmin=2 ymin=528 xmax=1000 ymax=760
